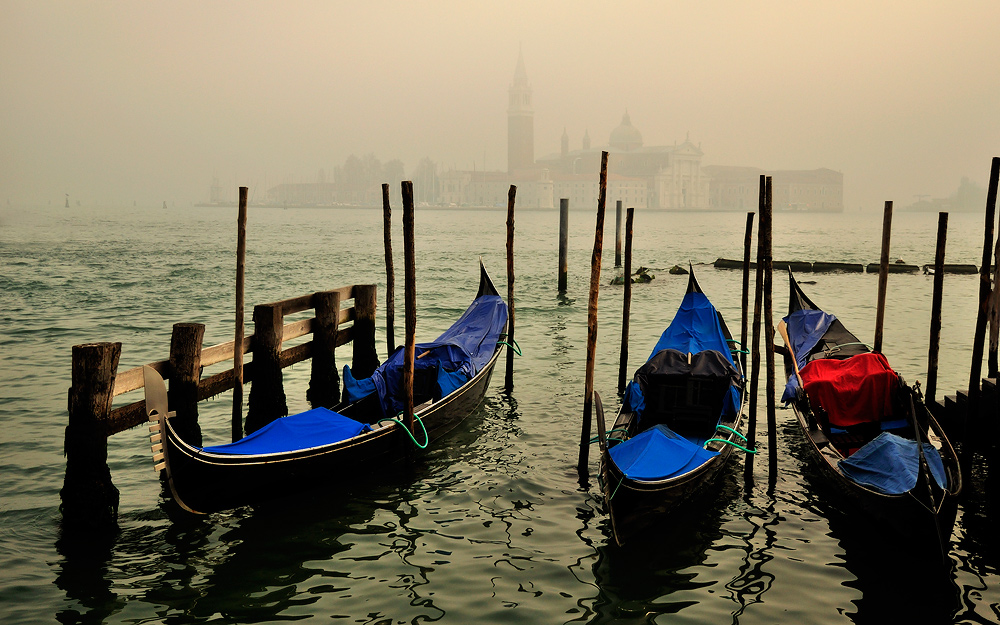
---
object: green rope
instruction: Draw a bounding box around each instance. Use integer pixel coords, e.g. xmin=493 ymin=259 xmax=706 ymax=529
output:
xmin=498 ymin=338 xmax=522 ymax=356
xmin=704 ymin=437 xmax=756 ymax=454
xmin=377 ymin=411 xmax=429 ymax=449
xmin=726 ymin=338 xmax=749 ymax=355
xmin=715 ymin=424 xmax=747 ymax=442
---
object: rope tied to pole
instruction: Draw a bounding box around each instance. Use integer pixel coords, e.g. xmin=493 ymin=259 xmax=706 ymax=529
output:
xmin=377 ymin=411 xmax=429 ymax=449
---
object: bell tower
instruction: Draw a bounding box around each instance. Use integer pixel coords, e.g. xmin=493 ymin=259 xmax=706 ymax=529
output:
xmin=507 ymin=49 xmax=534 ymax=174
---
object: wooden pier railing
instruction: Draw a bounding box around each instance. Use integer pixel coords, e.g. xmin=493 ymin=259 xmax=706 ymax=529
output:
xmin=60 ymin=284 xmax=378 ymax=531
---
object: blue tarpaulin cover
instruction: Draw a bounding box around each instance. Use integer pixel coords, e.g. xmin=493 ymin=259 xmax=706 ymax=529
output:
xmin=200 ymin=407 xmax=370 ymax=455
xmin=608 ymin=424 xmax=719 ymax=481
xmin=781 ymin=308 xmax=837 ymax=402
xmin=622 ymin=290 xmax=740 ymax=421
xmin=342 ymin=293 xmax=507 ymax=418
xmin=838 ymin=431 xmax=948 ymax=495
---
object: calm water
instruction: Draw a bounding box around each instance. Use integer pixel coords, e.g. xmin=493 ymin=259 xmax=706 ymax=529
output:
xmin=1 ymin=202 xmax=997 ymax=624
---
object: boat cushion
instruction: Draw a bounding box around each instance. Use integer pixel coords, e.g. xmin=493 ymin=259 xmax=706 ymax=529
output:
xmin=608 ymin=424 xmax=718 ymax=481
xmin=799 ymin=352 xmax=898 ymax=428
xmin=200 ymin=407 xmax=370 ymax=455
xmin=838 ymin=431 xmax=948 ymax=494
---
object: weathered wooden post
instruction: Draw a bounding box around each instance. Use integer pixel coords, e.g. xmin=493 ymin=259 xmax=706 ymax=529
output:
xmin=382 ymin=183 xmax=396 ymax=356
xmin=505 ymin=184 xmax=516 ymax=392
xmin=558 ymin=198 xmax=569 ymax=293
xmin=308 ymin=290 xmax=341 ymax=408
xmin=233 ymin=186 xmax=247 ymax=441
xmin=741 ymin=211 xmax=755 ymax=376
xmin=618 ymin=207 xmax=634 ymax=393
xmin=744 ymin=177 xmax=766 ymax=482
xmin=60 ymin=342 xmax=121 ymax=531
xmin=874 ymin=201 xmax=893 ymax=354
xmin=246 ymin=303 xmax=288 ymax=434
xmin=401 ymin=181 xmax=416 ymax=438
xmin=926 ymin=212 xmax=948 ymax=406
xmin=961 ymin=156 xmax=999 ymax=483
xmin=763 ymin=177 xmax=777 ymax=484
xmin=615 ymin=200 xmax=623 ymax=268
xmin=351 ymin=284 xmax=380 ymax=380
xmin=579 ymin=151 xmax=609 ymax=476
xmin=169 ymin=322 xmax=205 ymax=447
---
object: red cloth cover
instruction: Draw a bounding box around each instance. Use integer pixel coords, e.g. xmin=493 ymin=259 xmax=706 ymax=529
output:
xmin=799 ymin=352 xmax=898 ymax=428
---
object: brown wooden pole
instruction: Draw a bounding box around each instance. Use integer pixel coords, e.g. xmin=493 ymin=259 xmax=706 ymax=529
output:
xmin=579 ymin=151 xmax=609 ymax=476
xmin=232 ymin=186 xmax=247 ymax=441
xmin=926 ymin=212 xmax=948 ymax=406
xmin=618 ymin=207 xmax=634 ymax=393
xmin=505 ymin=184 xmax=516 ymax=392
xmin=169 ymin=322 xmax=205 ymax=447
xmin=382 ymin=183 xmax=396 ymax=356
xmin=615 ymin=200 xmax=623 ymax=268
xmin=351 ymin=285 xmax=380 ymax=380
xmin=558 ymin=198 xmax=569 ymax=293
xmin=308 ymin=290 xmax=341 ymax=408
xmin=990 ymin=233 xmax=999 ymax=379
xmin=744 ymin=176 xmax=766 ymax=482
xmin=763 ymin=177 xmax=777 ymax=484
xmin=961 ymin=156 xmax=999 ymax=482
xmin=401 ymin=181 xmax=416 ymax=439
xmin=741 ymin=211 xmax=755 ymax=376
xmin=60 ymin=342 xmax=121 ymax=531
xmin=874 ymin=201 xmax=893 ymax=354
xmin=246 ymin=303 xmax=287 ymax=434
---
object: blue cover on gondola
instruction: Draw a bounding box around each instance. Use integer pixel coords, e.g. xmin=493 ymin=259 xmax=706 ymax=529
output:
xmin=838 ymin=432 xmax=947 ymax=495
xmin=200 ymin=407 xmax=370 ymax=455
xmin=608 ymin=424 xmax=719 ymax=480
xmin=622 ymin=290 xmax=741 ymax=421
xmin=343 ymin=293 xmax=507 ymax=418
xmin=780 ymin=309 xmax=837 ymax=402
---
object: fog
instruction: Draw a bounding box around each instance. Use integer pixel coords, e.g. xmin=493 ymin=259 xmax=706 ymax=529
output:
xmin=2 ymin=0 xmax=998 ymax=209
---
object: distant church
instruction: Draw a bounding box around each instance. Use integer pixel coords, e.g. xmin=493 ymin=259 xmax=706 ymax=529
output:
xmin=440 ymin=51 xmax=843 ymax=211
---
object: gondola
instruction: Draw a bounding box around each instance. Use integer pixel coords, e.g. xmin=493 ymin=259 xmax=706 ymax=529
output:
xmin=778 ymin=271 xmax=961 ymax=558
xmin=144 ymin=260 xmax=508 ymax=514
xmin=595 ymin=269 xmax=749 ymax=546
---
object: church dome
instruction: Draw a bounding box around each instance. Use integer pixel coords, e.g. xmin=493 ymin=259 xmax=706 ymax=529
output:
xmin=609 ymin=112 xmax=643 ymax=151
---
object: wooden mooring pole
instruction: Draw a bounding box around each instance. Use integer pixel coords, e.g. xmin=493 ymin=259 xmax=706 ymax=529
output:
xmin=558 ymin=198 xmax=569 ymax=293
xmin=579 ymin=151 xmax=609 ymax=477
xmin=307 ymin=290 xmax=341 ymax=408
xmin=383 ymin=183 xmax=396 ymax=356
xmin=60 ymin=342 xmax=122 ymax=531
xmin=874 ymin=201 xmax=893 ymax=354
xmin=615 ymin=200 xmax=623 ymax=268
xmin=763 ymin=177 xmax=777 ymax=485
xmin=741 ymin=211 xmax=755 ymax=376
xmin=246 ymin=302 xmax=288 ymax=434
xmin=505 ymin=184 xmax=516 ymax=392
xmin=402 ymin=181 xmax=416 ymax=439
xmin=744 ymin=177 xmax=766 ymax=482
xmin=232 ymin=186 xmax=247 ymax=441
xmin=618 ymin=207 xmax=634 ymax=393
xmin=925 ymin=212 xmax=948 ymax=406
xmin=169 ymin=322 xmax=205 ymax=447
xmin=961 ymin=156 xmax=999 ymax=483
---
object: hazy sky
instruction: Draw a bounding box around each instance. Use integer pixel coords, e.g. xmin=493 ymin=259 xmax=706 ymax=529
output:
xmin=2 ymin=1 xmax=998 ymax=208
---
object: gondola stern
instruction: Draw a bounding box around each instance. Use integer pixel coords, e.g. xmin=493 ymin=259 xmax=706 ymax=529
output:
xmin=477 ymin=257 xmax=500 ymax=298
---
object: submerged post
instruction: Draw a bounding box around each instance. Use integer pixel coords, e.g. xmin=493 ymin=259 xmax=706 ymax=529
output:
xmin=744 ymin=177 xmax=766 ymax=482
xmin=505 ymin=185 xmax=516 ymax=392
xmin=383 ymin=183 xmax=396 ymax=356
xmin=232 ymin=186 xmax=247 ymax=441
xmin=308 ymin=290 xmax=341 ymax=408
xmin=926 ymin=212 xmax=948 ymax=406
xmin=60 ymin=342 xmax=121 ymax=531
xmin=615 ymin=200 xmax=623 ymax=268
xmin=741 ymin=211 xmax=755 ymax=376
xmin=962 ymin=156 xmax=999 ymax=481
xmin=246 ymin=303 xmax=288 ymax=434
xmin=618 ymin=207 xmax=634 ymax=393
xmin=169 ymin=322 xmax=205 ymax=447
xmin=558 ymin=198 xmax=569 ymax=293
xmin=579 ymin=151 xmax=609 ymax=476
xmin=401 ymin=181 xmax=416 ymax=438
xmin=874 ymin=201 xmax=893 ymax=354
xmin=763 ymin=177 xmax=777 ymax=484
